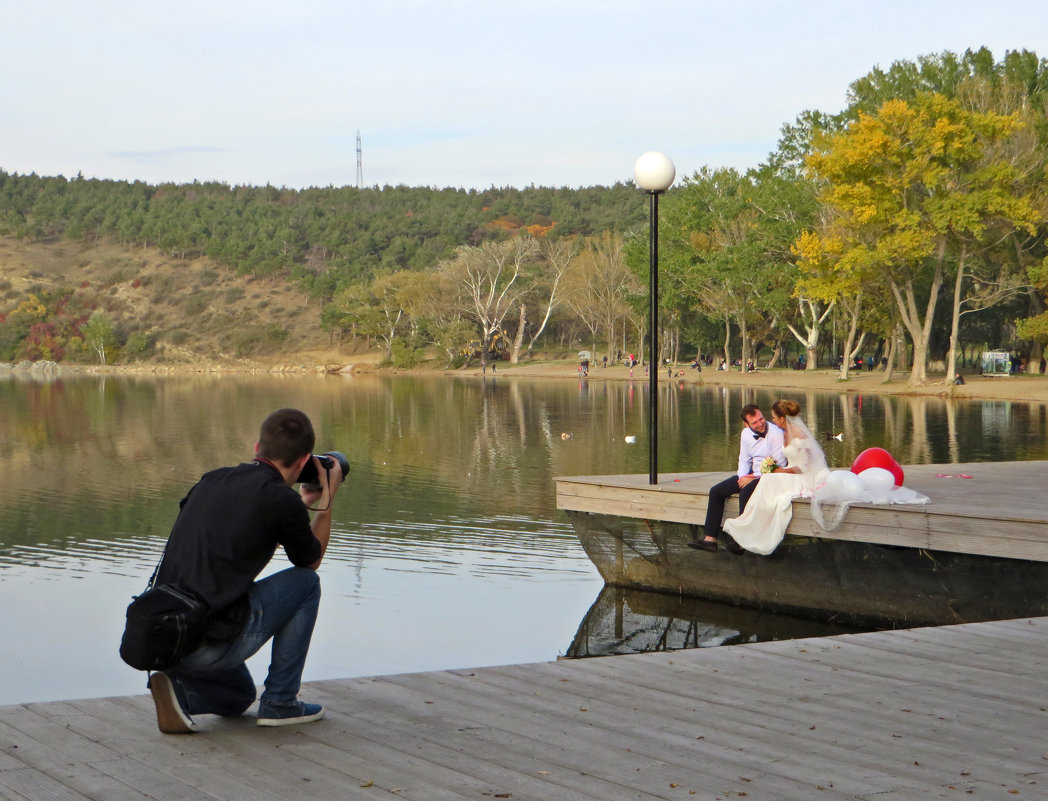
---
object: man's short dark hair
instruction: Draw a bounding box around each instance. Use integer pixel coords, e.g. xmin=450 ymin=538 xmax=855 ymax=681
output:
xmin=740 ymin=404 xmax=762 ymax=422
xmin=257 ymin=408 xmax=315 ymax=466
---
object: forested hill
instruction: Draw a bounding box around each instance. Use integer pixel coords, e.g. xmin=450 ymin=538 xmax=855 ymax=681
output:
xmin=0 ymin=171 xmax=647 ymax=295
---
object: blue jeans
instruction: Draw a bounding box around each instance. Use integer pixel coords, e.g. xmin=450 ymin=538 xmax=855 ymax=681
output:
xmin=168 ymin=567 xmax=321 ymax=717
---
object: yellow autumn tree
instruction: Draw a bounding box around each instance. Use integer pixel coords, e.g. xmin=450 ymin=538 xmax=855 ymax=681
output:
xmin=804 ymin=93 xmax=1037 ymax=385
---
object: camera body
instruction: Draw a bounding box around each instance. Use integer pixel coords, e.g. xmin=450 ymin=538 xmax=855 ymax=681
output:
xmin=298 ymin=451 xmax=350 ymax=491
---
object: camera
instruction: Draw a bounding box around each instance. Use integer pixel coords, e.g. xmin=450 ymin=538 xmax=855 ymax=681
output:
xmin=298 ymin=451 xmax=350 ymax=491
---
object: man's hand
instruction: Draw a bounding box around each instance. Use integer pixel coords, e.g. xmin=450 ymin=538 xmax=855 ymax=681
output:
xmin=303 ymin=456 xmax=343 ymax=569
xmin=300 ymin=456 xmax=344 ymax=508
xmin=738 ymin=473 xmax=759 ymax=488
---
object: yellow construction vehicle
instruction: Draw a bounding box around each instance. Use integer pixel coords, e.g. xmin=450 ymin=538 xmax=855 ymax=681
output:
xmin=462 ymin=330 xmax=509 ymax=360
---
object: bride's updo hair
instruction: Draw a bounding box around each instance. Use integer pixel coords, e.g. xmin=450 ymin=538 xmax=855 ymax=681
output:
xmin=772 ymin=399 xmax=800 ymax=418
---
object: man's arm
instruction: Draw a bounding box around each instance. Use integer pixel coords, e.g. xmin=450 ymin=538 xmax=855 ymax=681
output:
xmin=300 ymin=457 xmax=344 ymax=570
xmin=737 ymin=429 xmax=752 ymax=477
xmin=737 ymin=430 xmax=758 ymax=487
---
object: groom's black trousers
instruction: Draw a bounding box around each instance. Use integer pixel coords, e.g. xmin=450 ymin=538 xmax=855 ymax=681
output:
xmin=703 ymin=475 xmax=760 ymax=540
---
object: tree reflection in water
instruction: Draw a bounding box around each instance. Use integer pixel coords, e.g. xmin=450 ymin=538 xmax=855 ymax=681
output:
xmin=1 ymin=372 xmax=1045 ymax=703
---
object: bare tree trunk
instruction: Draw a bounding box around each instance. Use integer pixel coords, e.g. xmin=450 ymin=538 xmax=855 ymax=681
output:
xmin=510 ymin=303 xmax=526 ymax=364
xmin=881 ymin=322 xmax=902 ymax=384
xmin=837 ymin=294 xmax=865 ymax=380
xmin=722 ymin=318 xmax=731 ymax=367
xmin=766 ymin=341 xmax=782 ymax=369
xmin=944 ymin=245 xmax=967 ymax=383
xmin=786 ymin=298 xmax=834 ymax=371
xmin=737 ymin=316 xmax=746 ymax=373
xmin=892 ymin=240 xmax=945 ymax=385
xmin=1031 ymin=341 xmax=1046 ymax=376
xmin=1027 ymin=288 xmax=1046 ymax=375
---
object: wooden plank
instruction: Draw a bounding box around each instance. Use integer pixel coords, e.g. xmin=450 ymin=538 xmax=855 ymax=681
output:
xmin=3 ymin=617 xmax=1047 ymax=801
xmin=556 ymin=461 xmax=1048 ymax=561
xmin=369 ymin=668 xmax=864 ymax=800
xmin=297 ymin=687 xmax=659 ymax=801
xmin=0 ymin=767 xmax=95 ymax=801
xmin=490 ymin=654 xmax=1039 ymax=773
xmin=547 ymin=642 xmax=1045 ymax=790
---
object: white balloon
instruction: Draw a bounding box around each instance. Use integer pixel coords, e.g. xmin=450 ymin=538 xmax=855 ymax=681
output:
xmin=815 ymin=470 xmax=865 ymax=502
xmin=859 ymin=467 xmax=895 ymax=493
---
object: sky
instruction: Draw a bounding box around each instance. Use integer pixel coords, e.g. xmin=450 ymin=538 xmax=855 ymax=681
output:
xmin=3 ymin=1 xmax=1048 ymax=191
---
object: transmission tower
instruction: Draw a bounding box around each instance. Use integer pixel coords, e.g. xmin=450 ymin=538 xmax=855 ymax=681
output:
xmin=355 ymin=130 xmax=363 ymax=188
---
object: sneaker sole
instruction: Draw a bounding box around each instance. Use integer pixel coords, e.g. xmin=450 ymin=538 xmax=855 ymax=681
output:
xmin=257 ymin=707 xmax=325 ymax=727
xmin=148 ymin=673 xmax=198 ymax=734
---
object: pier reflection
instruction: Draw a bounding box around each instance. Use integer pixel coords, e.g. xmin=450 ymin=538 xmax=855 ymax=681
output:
xmin=564 ymin=585 xmax=865 ymax=659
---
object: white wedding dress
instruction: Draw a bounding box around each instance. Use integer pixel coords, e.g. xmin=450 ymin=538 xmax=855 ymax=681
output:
xmin=722 ymin=417 xmax=829 ymax=556
xmin=722 ymin=414 xmax=930 ymax=554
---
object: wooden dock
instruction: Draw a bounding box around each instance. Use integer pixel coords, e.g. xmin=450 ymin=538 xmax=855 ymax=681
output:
xmin=2 ymin=617 xmax=1047 ymax=800
xmin=556 ymin=461 xmax=1048 ymax=562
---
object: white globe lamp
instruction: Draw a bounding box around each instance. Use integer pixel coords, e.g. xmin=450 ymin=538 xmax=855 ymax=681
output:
xmin=633 ymin=151 xmax=676 ymax=193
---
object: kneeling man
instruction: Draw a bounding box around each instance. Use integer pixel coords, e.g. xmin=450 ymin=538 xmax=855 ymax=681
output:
xmin=146 ymin=408 xmax=343 ymax=733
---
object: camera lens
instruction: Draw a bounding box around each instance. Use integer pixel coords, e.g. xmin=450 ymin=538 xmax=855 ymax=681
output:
xmin=299 ymin=451 xmax=349 ymax=487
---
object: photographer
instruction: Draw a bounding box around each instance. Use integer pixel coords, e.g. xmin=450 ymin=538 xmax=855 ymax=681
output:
xmin=145 ymin=408 xmax=343 ymax=734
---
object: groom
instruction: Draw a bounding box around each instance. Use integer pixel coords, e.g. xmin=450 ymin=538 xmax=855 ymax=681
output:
xmin=690 ymin=403 xmax=786 ymax=552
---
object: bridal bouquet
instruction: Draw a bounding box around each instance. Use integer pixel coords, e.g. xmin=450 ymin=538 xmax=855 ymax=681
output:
xmin=760 ymin=457 xmax=777 ymax=474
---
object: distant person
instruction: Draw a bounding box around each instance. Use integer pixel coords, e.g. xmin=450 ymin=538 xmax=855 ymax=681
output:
xmin=140 ymin=408 xmax=344 ymax=734
xmin=954 ymin=373 xmax=965 ymax=385
xmin=689 ymin=404 xmax=786 ymax=552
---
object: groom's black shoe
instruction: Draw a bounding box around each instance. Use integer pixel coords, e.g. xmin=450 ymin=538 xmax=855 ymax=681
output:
xmin=688 ymin=538 xmax=719 ymax=552
xmin=724 ymin=535 xmax=745 ymax=555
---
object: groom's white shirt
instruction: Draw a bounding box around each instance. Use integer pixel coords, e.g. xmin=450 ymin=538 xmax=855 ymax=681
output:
xmin=737 ymin=425 xmax=787 ymax=477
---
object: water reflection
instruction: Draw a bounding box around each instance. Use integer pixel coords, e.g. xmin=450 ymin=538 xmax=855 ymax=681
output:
xmin=566 ymin=586 xmax=862 ymax=658
xmin=2 ymin=372 xmax=1047 ymax=704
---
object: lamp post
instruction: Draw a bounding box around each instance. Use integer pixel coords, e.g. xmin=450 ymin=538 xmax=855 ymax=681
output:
xmin=633 ymin=151 xmax=675 ymax=485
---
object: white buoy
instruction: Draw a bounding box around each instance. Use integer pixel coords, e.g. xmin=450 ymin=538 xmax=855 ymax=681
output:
xmin=624 ymin=435 xmax=637 ymax=444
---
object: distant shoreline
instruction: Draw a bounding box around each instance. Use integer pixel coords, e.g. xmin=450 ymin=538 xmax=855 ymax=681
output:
xmin=22 ymin=356 xmax=1048 ymax=403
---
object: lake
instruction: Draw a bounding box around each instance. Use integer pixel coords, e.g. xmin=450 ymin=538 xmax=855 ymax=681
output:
xmin=1 ymin=371 xmax=1044 ymax=705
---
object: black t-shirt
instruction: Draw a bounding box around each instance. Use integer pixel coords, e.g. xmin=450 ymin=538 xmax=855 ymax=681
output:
xmin=155 ymin=460 xmax=321 ymax=636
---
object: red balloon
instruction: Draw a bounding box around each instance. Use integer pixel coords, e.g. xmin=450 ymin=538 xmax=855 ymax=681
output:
xmin=851 ymin=447 xmax=904 ymax=486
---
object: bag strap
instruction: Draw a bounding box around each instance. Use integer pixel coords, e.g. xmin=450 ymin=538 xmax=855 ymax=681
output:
xmin=145 ymin=538 xmax=171 ymax=591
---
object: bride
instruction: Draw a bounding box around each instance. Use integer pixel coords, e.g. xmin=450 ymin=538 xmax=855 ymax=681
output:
xmin=722 ymin=399 xmax=828 ymax=555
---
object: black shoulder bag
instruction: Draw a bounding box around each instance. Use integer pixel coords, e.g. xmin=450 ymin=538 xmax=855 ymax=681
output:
xmin=119 ymin=545 xmax=210 ymax=672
